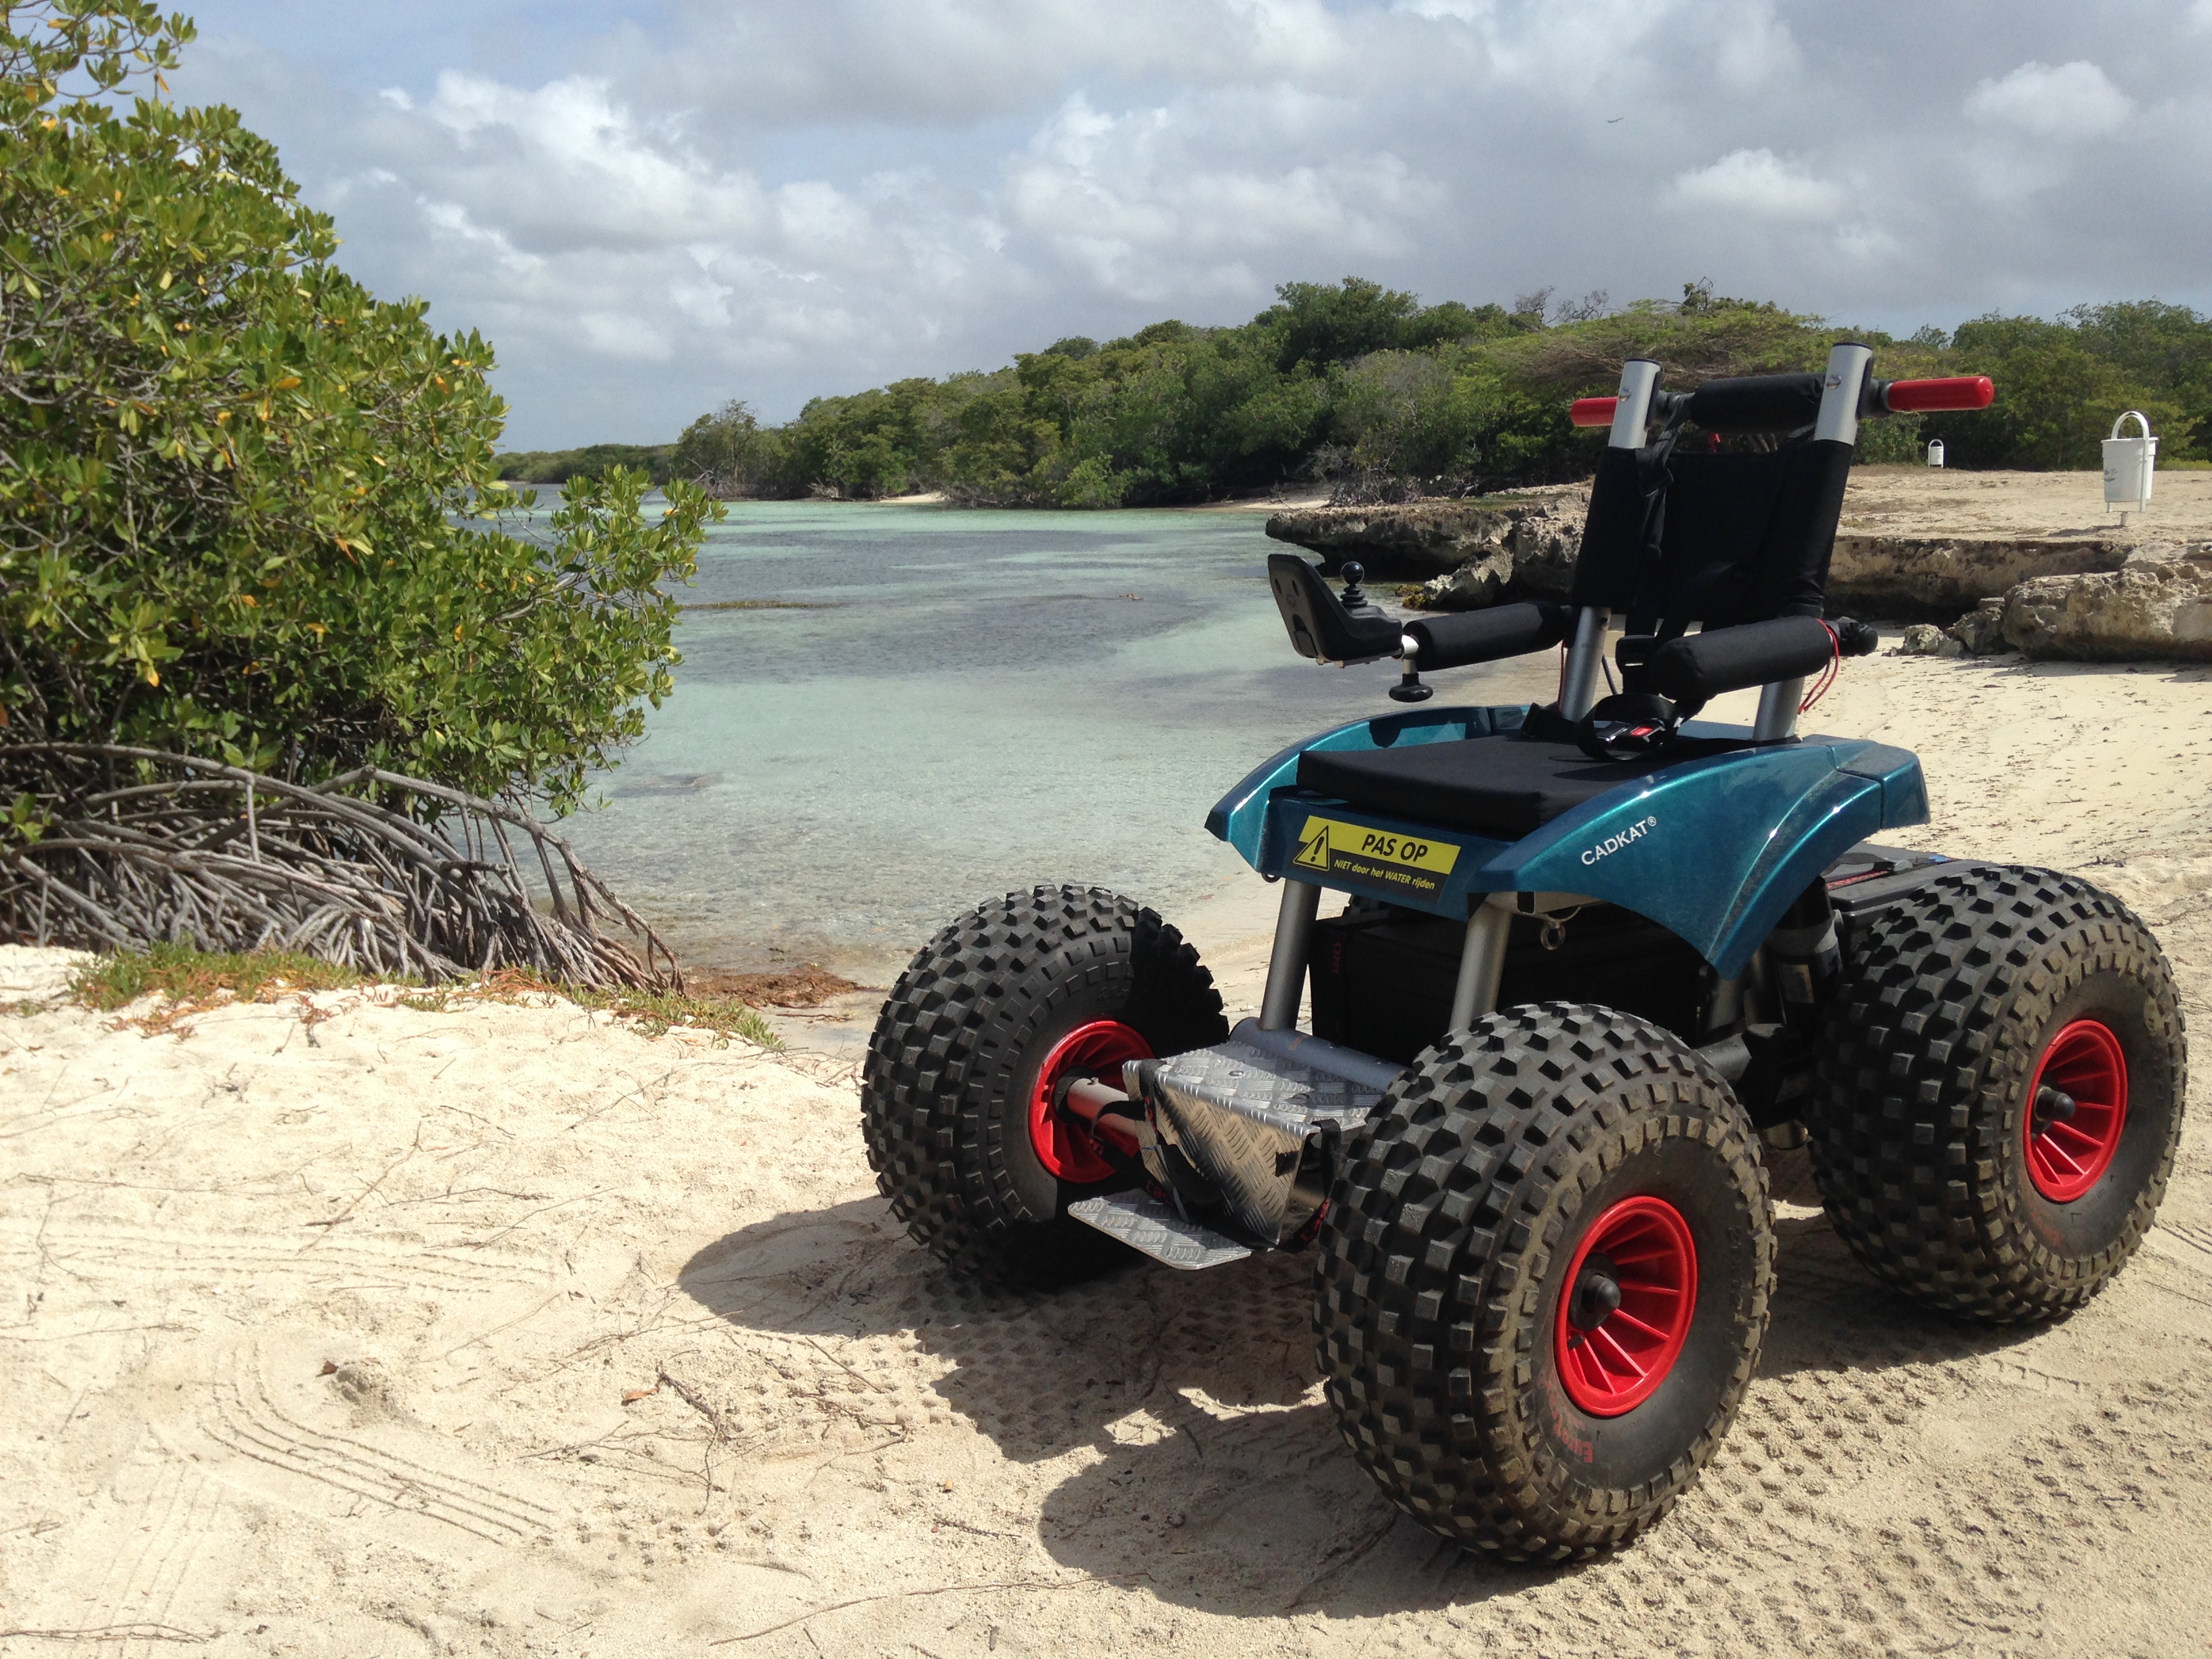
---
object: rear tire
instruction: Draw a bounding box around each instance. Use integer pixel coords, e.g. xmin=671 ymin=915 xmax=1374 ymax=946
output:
xmin=1807 ymin=865 xmax=2186 ymax=1322
xmin=861 ymin=885 xmax=1227 ymax=1284
xmin=1315 ymin=1004 xmax=1773 ymax=1561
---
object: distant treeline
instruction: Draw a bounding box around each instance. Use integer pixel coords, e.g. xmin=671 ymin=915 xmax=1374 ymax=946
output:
xmin=497 ymin=441 xmax=676 ymax=486
xmin=508 ymin=281 xmax=2212 ymax=504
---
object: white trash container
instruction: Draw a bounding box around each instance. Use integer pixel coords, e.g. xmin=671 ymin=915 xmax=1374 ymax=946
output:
xmin=2103 ymin=411 xmax=2156 ymax=510
xmin=1927 ymin=438 xmax=1945 ymax=468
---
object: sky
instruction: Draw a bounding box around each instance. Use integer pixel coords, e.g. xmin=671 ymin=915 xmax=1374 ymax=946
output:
xmin=164 ymin=0 xmax=2212 ymax=449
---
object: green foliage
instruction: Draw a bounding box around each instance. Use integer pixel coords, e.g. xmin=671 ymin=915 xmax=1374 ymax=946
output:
xmin=495 ymin=441 xmax=675 ymax=485
xmin=1851 ymin=410 xmax=1927 ymax=466
xmin=1256 ymin=275 xmax=1509 ymax=372
xmin=0 ymin=1 xmax=717 ymax=811
xmin=1926 ymin=303 xmax=2211 ymax=469
xmin=669 ymin=398 xmax=781 ymax=495
xmin=661 ymin=274 xmax=2211 ymax=502
xmin=720 ymin=282 xmax=1879 ymax=503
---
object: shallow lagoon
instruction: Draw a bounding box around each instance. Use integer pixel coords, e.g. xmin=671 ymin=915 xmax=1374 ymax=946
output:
xmin=556 ymin=501 xmax=1524 ymax=977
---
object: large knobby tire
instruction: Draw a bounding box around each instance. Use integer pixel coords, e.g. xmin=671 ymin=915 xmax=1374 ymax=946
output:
xmin=1807 ymin=865 xmax=2186 ymax=1322
xmin=861 ymin=885 xmax=1227 ymax=1284
xmin=1315 ymin=1004 xmax=1774 ymax=1561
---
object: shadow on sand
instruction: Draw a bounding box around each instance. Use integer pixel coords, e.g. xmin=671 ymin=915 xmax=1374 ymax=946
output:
xmin=676 ymin=1149 xmax=2043 ymax=1619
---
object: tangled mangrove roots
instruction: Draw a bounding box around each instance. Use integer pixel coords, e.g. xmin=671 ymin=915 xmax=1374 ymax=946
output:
xmin=0 ymin=744 xmax=678 ymax=988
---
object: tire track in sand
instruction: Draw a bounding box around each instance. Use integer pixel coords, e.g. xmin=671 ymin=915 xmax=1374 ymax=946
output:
xmin=0 ymin=1221 xmax=553 ymax=1295
xmin=194 ymin=1345 xmax=557 ymax=1546
xmin=55 ymin=1453 xmax=222 ymax=1658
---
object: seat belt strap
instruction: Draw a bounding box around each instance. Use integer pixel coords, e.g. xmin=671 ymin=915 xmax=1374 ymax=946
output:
xmin=1620 ymin=406 xmax=1691 ymax=636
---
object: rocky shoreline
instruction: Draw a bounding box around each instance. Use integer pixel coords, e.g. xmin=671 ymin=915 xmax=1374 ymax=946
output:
xmin=1902 ymin=553 xmax=2212 ymax=661
xmin=1265 ymin=476 xmax=2212 ymax=662
xmin=1261 ymin=489 xmax=1586 ymax=600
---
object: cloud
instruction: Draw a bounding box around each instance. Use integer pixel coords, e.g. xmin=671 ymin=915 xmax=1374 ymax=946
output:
xmin=1668 ymin=150 xmax=1847 ymax=220
xmin=1965 ymin=60 xmax=2134 ymax=139
xmin=1713 ymin=1 xmax=1802 ymax=92
xmin=1002 ymin=92 xmax=1445 ymax=299
xmin=167 ymin=1 xmax=2212 ymax=445
xmin=413 ymin=73 xmax=770 ymax=251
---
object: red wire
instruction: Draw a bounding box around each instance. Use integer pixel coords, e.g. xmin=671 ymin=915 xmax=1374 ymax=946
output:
xmin=1799 ymin=621 xmax=1842 ymax=712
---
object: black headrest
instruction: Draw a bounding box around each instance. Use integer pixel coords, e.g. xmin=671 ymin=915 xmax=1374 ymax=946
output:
xmin=1681 ymin=373 xmax=1822 ymax=434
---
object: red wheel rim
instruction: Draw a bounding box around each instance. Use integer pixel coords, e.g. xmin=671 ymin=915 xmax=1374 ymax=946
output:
xmin=2024 ymin=1019 xmax=2128 ymax=1203
xmin=1027 ymin=1020 xmax=1151 ymax=1184
xmin=1553 ymin=1195 xmax=1698 ymax=1418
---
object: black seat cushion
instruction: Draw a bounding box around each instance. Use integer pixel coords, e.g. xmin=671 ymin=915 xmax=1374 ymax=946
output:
xmin=1296 ymin=733 xmax=1748 ymax=840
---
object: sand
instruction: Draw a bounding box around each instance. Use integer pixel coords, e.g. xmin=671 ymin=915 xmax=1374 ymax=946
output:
xmin=1837 ymin=466 xmax=2212 ymax=544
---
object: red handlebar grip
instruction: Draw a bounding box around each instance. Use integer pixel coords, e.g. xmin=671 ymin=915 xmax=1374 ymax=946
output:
xmin=1570 ymin=396 xmax=1620 ymax=428
xmin=1883 ymin=375 xmax=1994 ymax=413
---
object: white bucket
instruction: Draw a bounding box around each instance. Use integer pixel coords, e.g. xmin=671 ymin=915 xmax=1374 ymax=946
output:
xmin=1926 ymin=438 xmax=1945 ymax=468
xmin=2103 ymin=411 xmax=2156 ymax=509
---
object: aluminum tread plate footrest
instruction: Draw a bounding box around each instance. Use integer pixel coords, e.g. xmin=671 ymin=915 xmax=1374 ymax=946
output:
xmin=1067 ymin=1190 xmax=1254 ymax=1271
xmin=1134 ymin=1035 xmax=1395 ymax=1244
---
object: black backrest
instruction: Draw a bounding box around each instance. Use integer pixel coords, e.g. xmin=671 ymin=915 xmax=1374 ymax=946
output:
xmin=1569 ymin=371 xmax=1853 ymax=634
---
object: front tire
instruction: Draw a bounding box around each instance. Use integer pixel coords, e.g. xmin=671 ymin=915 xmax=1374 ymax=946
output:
xmin=1315 ymin=1004 xmax=1774 ymax=1561
xmin=1807 ymin=865 xmax=2187 ymax=1322
xmin=861 ymin=885 xmax=1227 ymax=1284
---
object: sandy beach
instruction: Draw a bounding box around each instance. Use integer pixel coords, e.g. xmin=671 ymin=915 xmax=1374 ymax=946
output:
xmin=5 ymin=632 xmax=2209 ymax=1659
xmin=1837 ymin=465 xmax=2212 ymax=542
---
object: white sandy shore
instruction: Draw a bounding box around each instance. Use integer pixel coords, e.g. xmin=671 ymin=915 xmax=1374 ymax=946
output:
xmin=1838 ymin=465 xmax=2212 ymax=542
xmin=5 ymin=644 xmax=2211 ymax=1658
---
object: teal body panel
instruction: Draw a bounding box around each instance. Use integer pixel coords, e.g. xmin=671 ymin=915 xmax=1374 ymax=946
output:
xmin=1205 ymin=705 xmax=1929 ymax=980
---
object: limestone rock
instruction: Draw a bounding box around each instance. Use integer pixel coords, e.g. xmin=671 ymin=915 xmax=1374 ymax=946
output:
xmin=2000 ymin=556 xmax=2212 ymax=661
xmin=1408 ymin=546 xmax=1514 ymax=610
xmin=1826 ymin=535 xmax=2127 ymax=621
xmin=1265 ymin=500 xmax=1512 ymax=580
xmin=1896 ymin=623 xmax=1963 ymax=657
xmin=1265 ymin=491 xmax=2160 ymax=636
xmin=1505 ymin=512 xmax=1581 ymax=602
xmin=1946 ymin=597 xmax=2013 ymax=656
xmin=1266 ymin=491 xmax=1585 ymax=606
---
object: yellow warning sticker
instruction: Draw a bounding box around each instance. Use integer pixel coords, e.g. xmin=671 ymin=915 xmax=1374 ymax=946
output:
xmin=1292 ymin=815 xmax=1462 ymax=897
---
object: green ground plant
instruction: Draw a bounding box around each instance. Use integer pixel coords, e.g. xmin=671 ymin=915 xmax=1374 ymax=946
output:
xmin=0 ymin=1 xmax=718 ymax=811
xmin=66 ymin=942 xmax=782 ymax=1046
xmin=460 ymin=968 xmax=783 ymax=1047
xmin=68 ymin=939 xmax=367 ymax=1008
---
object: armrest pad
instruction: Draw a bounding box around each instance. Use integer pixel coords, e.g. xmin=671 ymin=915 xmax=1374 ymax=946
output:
xmin=1404 ymin=602 xmax=1568 ymax=670
xmin=1647 ymin=615 xmax=1835 ymax=708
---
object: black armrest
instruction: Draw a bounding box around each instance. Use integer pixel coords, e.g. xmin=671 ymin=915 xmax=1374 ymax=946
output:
xmin=1404 ymin=602 xmax=1568 ymax=670
xmin=1267 ymin=554 xmax=1402 ymax=663
xmin=1647 ymin=616 xmax=1836 ymax=712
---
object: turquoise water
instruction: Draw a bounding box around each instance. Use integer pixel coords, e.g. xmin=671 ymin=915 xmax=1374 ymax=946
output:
xmin=555 ymin=501 xmax=1517 ymax=977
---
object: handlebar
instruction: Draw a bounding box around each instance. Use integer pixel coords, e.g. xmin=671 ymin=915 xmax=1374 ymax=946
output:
xmin=1879 ymin=375 xmax=1994 ymax=413
xmin=1569 ymin=373 xmax=1996 ymax=429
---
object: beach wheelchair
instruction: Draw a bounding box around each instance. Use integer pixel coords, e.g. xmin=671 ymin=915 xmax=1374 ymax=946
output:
xmin=861 ymin=345 xmax=2186 ymax=1558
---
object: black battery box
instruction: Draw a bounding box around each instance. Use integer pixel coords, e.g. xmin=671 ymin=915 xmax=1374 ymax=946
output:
xmin=1307 ymin=901 xmax=1711 ymax=1065
xmin=1306 ymin=845 xmax=1965 ymax=1069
